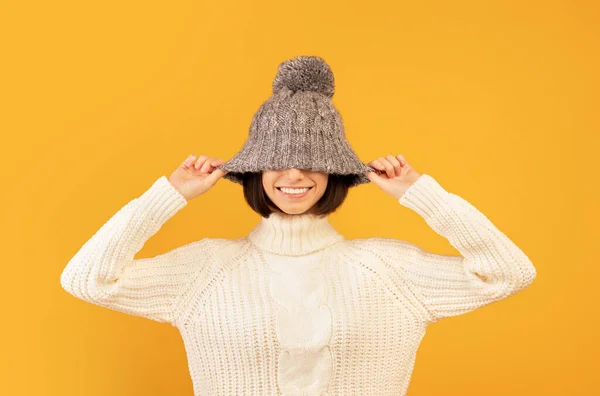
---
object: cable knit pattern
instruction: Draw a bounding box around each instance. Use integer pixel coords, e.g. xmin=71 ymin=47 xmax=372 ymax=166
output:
xmin=263 ymin=249 xmax=333 ymax=395
xmin=60 ymin=173 xmax=536 ymax=395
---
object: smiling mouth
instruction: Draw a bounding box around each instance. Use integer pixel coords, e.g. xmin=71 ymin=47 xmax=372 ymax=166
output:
xmin=276 ymin=186 xmax=314 ymax=197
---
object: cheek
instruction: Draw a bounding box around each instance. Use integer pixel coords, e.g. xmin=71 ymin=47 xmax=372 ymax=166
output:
xmin=262 ymin=180 xmax=274 ymax=194
xmin=315 ymin=185 xmax=327 ymax=199
xmin=264 ymin=186 xmax=275 ymax=199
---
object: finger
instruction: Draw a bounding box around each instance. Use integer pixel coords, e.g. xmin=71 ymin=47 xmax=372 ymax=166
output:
xmin=194 ymin=155 xmax=210 ymax=169
xmin=209 ymin=158 xmax=226 ymax=170
xmin=374 ymin=162 xmax=388 ymax=177
xmin=216 ymin=163 xmax=229 ymax=174
xmin=200 ymin=158 xmax=214 ymax=173
xmin=369 ymin=159 xmax=385 ymax=171
xmin=197 ymin=158 xmax=224 ymax=173
xmin=378 ymin=157 xmax=395 ymax=178
xmin=183 ymin=154 xmax=197 ymax=168
xmin=368 ymin=160 xmax=385 ymax=177
xmin=365 ymin=169 xmax=385 ymax=189
xmin=396 ymin=154 xmax=412 ymax=174
xmin=386 ymin=154 xmax=402 ymax=176
xmin=396 ymin=154 xmax=407 ymax=167
xmin=365 ymin=170 xmax=377 ymax=181
xmin=206 ymin=168 xmax=227 ymax=184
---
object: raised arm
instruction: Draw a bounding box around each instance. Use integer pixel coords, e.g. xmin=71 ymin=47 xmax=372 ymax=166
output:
xmin=60 ymin=175 xmax=208 ymax=326
xmin=386 ymin=174 xmax=537 ymax=324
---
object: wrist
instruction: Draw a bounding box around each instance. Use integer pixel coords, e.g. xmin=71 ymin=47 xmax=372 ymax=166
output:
xmin=167 ymin=176 xmax=190 ymax=202
xmin=396 ymin=174 xmax=422 ymax=200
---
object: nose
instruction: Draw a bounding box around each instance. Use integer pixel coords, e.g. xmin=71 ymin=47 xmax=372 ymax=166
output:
xmin=287 ymin=168 xmax=305 ymax=177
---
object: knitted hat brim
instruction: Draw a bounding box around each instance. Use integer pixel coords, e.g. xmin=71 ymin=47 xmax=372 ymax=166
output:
xmin=216 ymin=136 xmax=377 ymax=188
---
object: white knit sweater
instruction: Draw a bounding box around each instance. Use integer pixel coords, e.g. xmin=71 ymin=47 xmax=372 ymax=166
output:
xmin=60 ymin=173 xmax=536 ymax=395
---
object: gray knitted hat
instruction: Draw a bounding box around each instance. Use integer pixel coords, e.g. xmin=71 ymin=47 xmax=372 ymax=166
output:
xmin=216 ymin=55 xmax=377 ymax=187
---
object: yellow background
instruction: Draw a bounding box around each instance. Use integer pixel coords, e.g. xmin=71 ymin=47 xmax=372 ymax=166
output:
xmin=1 ymin=0 xmax=598 ymax=394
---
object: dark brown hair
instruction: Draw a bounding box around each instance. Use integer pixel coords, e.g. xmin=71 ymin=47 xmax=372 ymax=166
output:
xmin=241 ymin=172 xmax=353 ymax=218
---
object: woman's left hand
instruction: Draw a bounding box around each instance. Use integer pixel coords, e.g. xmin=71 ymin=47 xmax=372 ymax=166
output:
xmin=364 ymin=154 xmax=422 ymax=200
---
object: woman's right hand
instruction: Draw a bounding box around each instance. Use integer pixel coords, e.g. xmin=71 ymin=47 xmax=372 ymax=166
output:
xmin=168 ymin=154 xmax=230 ymax=201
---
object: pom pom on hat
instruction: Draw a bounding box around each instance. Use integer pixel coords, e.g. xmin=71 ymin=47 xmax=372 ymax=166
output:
xmin=272 ymin=56 xmax=335 ymax=98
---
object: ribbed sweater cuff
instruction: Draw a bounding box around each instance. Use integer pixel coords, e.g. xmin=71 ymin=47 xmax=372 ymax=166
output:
xmin=397 ymin=174 xmax=451 ymax=220
xmin=135 ymin=175 xmax=188 ymax=226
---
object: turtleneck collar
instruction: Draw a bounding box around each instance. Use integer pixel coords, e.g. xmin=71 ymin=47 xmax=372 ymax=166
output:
xmin=247 ymin=211 xmax=345 ymax=256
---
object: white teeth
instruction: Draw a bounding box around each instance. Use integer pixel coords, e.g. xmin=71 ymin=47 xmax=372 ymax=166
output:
xmin=279 ymin=187 xmax=310 ymax=194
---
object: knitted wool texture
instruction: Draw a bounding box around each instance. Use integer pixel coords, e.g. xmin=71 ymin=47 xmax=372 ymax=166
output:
xmin=60 ymin=174 xmax=536 ymax=395
xmin=215 ymin=55 xmax=377 ymax=187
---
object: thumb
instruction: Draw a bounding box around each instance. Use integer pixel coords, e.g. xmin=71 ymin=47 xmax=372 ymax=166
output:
xmin=365 ymin=170 xmax=381 ymax=182
xmin=365 ymin=171 xmax=386 ymax=189
xmin=206 ymin=168 xmax=229 ymax=185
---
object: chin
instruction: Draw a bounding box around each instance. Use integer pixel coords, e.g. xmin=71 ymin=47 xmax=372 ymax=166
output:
xmin=277 ymin=205 xmax=314 ymax=215
xmin=280 ymin=208 xmax=306 ymax=215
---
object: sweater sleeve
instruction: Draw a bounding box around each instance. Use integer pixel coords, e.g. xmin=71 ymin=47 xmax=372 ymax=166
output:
xmin=60 ymin=175 xmax=204 ymax=326
xmin=394 ymin=173 xmax=537 ymax=324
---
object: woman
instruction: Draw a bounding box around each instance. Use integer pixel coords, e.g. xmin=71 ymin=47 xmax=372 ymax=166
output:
xmin=60 ymin=56 xmax=536 ymax=395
